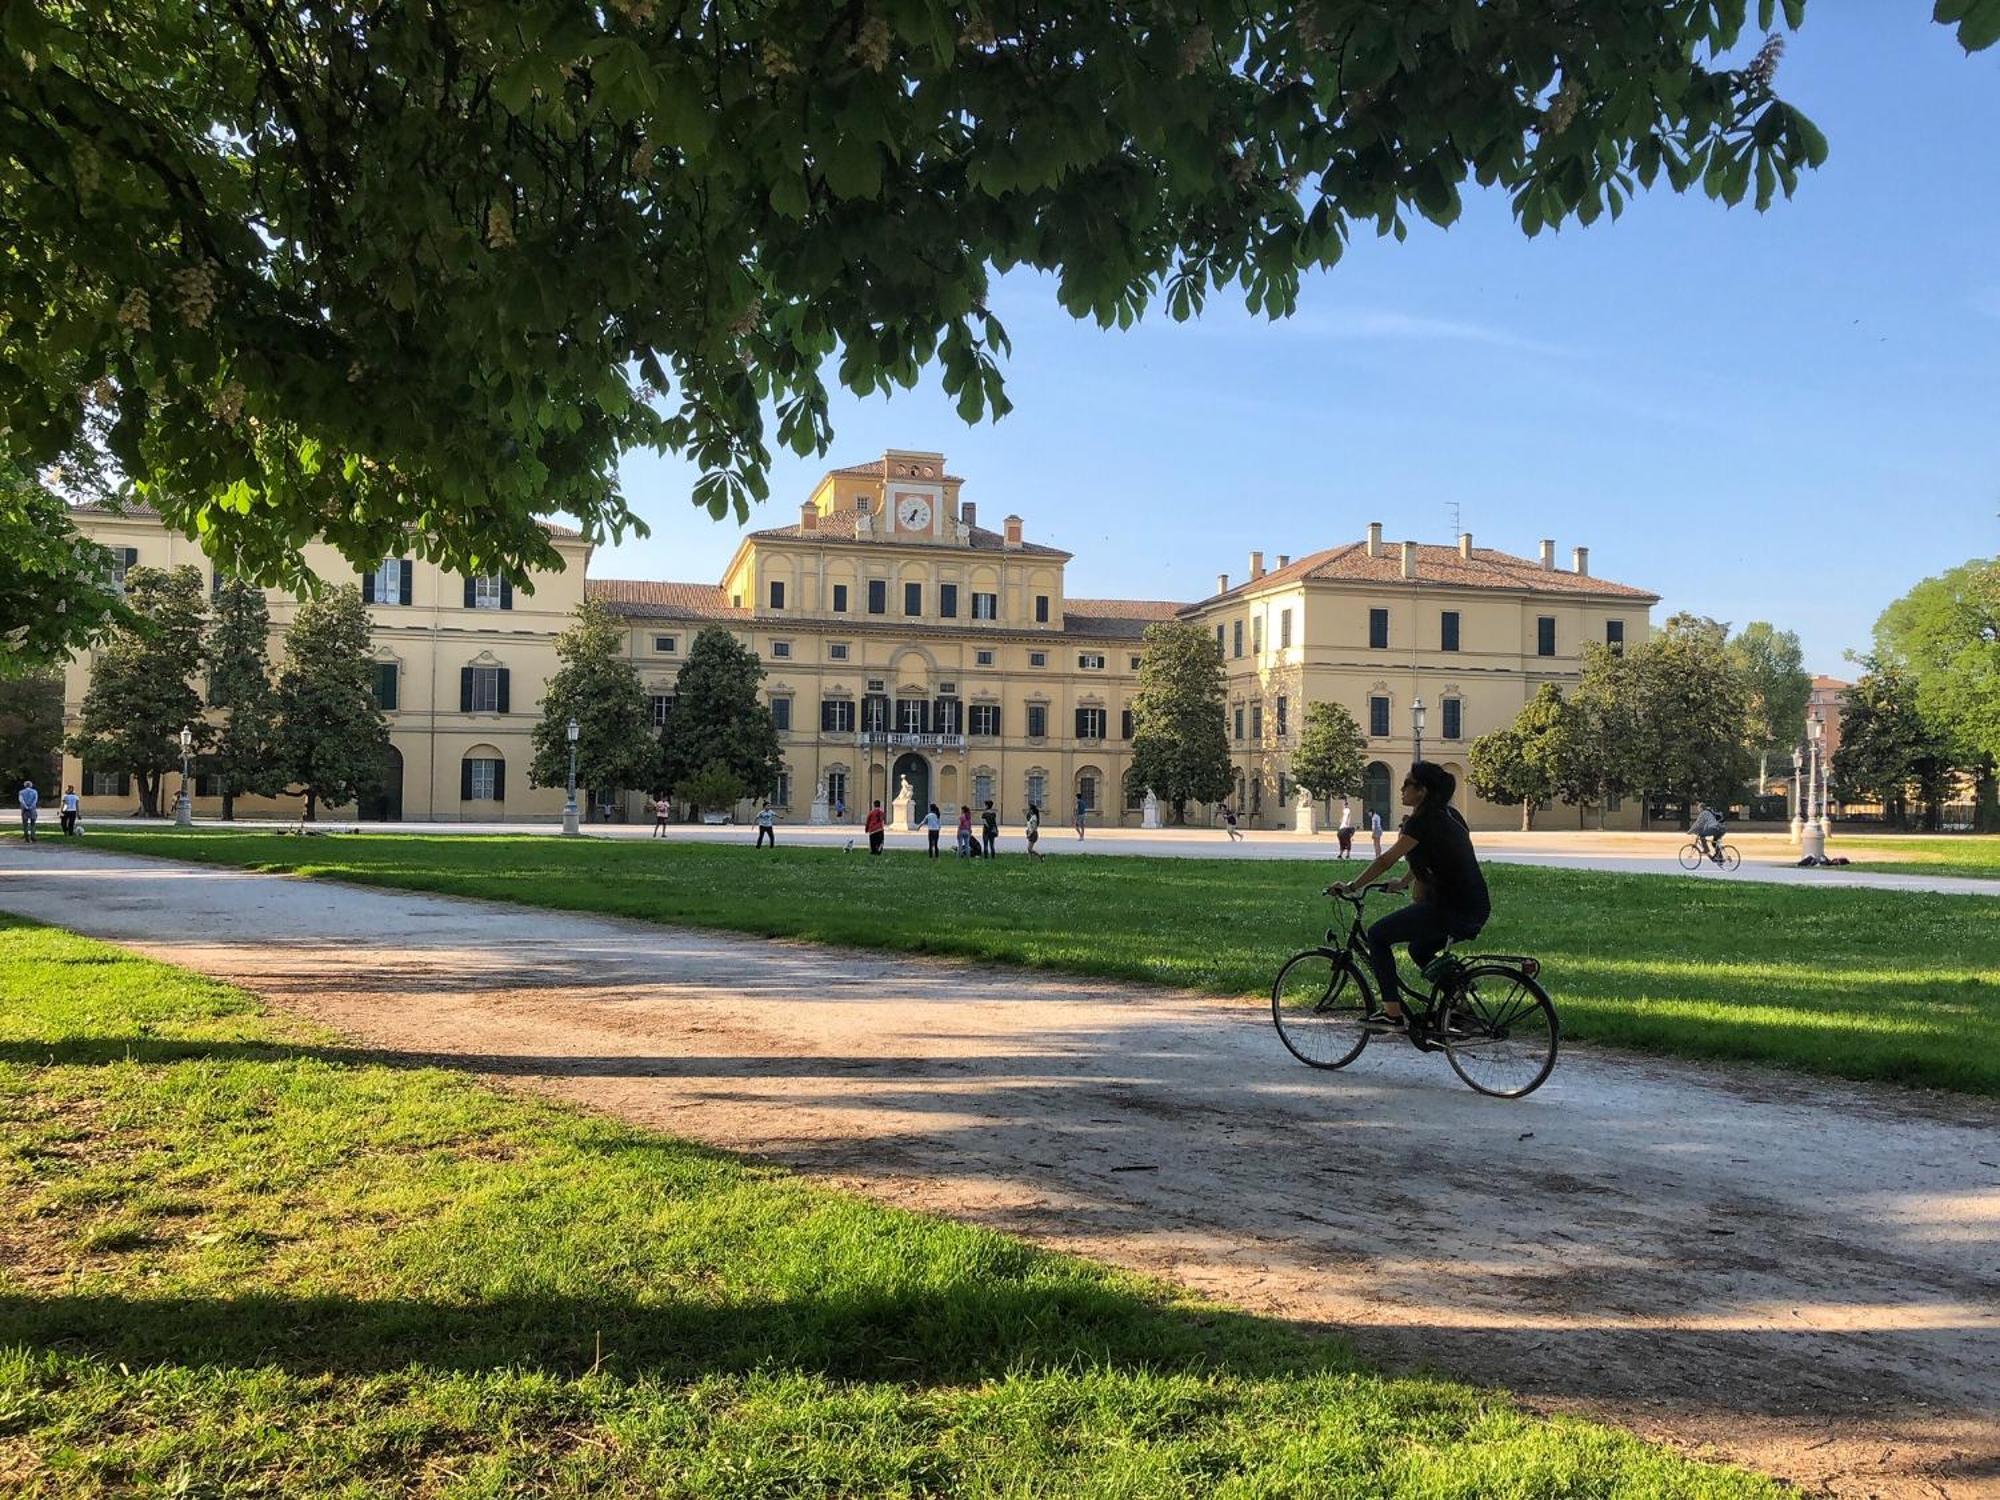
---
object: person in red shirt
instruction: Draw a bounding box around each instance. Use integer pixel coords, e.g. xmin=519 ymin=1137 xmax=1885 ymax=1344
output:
xmin=863 ymin=799 xmax=886 ymax=855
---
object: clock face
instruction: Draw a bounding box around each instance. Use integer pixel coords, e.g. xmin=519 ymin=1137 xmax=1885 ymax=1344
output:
xmin=898 ymin=497 xmax=932 ymax=530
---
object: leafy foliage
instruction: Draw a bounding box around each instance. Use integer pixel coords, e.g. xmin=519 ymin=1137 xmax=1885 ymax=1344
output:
xmin=675 ymin=760 xmax=748 ymax=816
xmin=1289 ymin=700 xmax=1365 ymax=804
xmin=1125 ymin=620 xmax=1232 ymax=822
xmin=64 ymin=564 xmax=208 ymax=816
xmin=656 ymin=626 xmax=780 ymax=800
xmin=0 ymin=464 xmax=126 ymax=674
xmin=1872 ymin=558 xmax=2000 ymax=828
xmin=1832 ymin=661 xmax=1956 ymax=830
xmin=1466 ymin=683 xmax=1597 ymax=829
xmin=529 ymin=600 xmax=661 ymax=801
xmin=270 ymin=586 xmax=390 ymax=819
xmin=1727 ymin=621 xmax=1812 ymax=786
xmin=202 ymin=579 xmax=282 ymax=818
xmin=1581 ymin=614 xmax=1753 ymax=810
xmin=0 ymin=675 xmax=63 ymax=793
xmin=11 ymin=1 xmax=1964 ymax=592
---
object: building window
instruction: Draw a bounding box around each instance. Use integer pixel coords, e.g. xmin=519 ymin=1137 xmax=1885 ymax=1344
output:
xmin=1078 ymin=653 xmax=1105 ymax=670
xmin=867 ymin=678 xmax=885 ymax=692
xmin=827 ymin=769 xmax=848 ymax=809
xmin=1026 ymin=770 xmax=1046 ymax=808
xmin=1233 ymin=705 xmax=1244 ymax=741
xmin=770 ymin=641 xmax=791 ymax=659
xmin=1076 ymin=707 xmax=1106 ymax=739
xmin=654 ymin=635 xmax=678 ymax=654
xmin=1077 ymin=774 xmax=1096 ymax=812
xmin=897 ymin=698 xmax=926 ymax=734
xmin=832 ymin=584 xmax=849 ymax=614
xmin=969 ymin=703 xmax=1001 ymax=737
xmin=1279 ymin=609 xmax=1293 ymax=650
xmin=971 ymin=591 xmax=998 ymax=620
xmin=88 ymin=769 xmax=126 ymax=797
xmin=1232 ymin=620 xmax=1244 ymax=658
xmin=1026 ymin=704 xmax=1048 ymax=739
xmin=651 ymin=694 xmax=674 ymax=728
xmin=771 ymin=696 xmax=792 ymax=732
xmin=1121 ymin=708 xmax=1133 ymax=740
xmin=975 ymin=649 xmax=995 ymax=666
xmin=463 ymin=757 xmax=503 ymax=801
xmin=769 ymin=580 xmax=785 ymax=610
xmin=934 ymin=696 xmax=962 ymax=735
xmin=1442 ymin=697 xmax=1463 ymax=740
xmin=1252 ymin=616 xmax=1262 ymax=655
xmin=463 ymin=665 xmax=506 ymax=714
xmin=1369 ymin=608 xmax=1389 ymax=649
xmin=372 ymin=662 xmax=399 ymax=711
xmin=1251 ymin=703 xmax=1263 ymax=740
xmin=821 ymin=698 xmax=855 ymax=733
xmin=974 ymin=769 xmax=995 ymax=807
xmin=1537 ymin=616 xmax=1557 ymax=657
xmin=829 ymin=642 xmax=849 ymax=660
xmin=1276 ymin=695 xmax=1288 ymax=738
xmin=775 ymin=769 xmax=792 ymax=808
xmin=107 ymin=547 xmax=139 ymax=593
xmin=1129 ymin=655 xmax=1142 ymax=671
xmin=472 ymin=575 xmax=507 ymax=610
xmin=1607 ymin=619 xmax=1625 ymax=655
xmin=368 ymin=559 xmax=408 ymax=605
xmin=1214 ymin=624 xmax=1225 ymax=656
xmin=1605 ymin=790 xmax=1623 ymax=812
xmin=904 ymin=581 xmax=923 ymax=617
xmin=1035 ymin=594 xmax=1049 ymax=623
xmin=864 ymin=580 xmax=887 ymax=615
xmin=1441 ymin=611 xmax=1461 ymax=652
xmin=1028 ymin=651 xmax=1046 ymax=667
xmin=1369 ymin=695 xmax=1390 ymax=738
xmin=940 ymin=583 xmax=958 ymax=618
xmin=938 ymin=681 xmax=956 ymax=694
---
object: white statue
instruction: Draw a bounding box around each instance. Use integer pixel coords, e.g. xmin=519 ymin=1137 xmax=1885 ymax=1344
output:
xmin=809 ymin=776 xmax=830 ymax=825
xmin=893 ymin=772 xmax=918 ymax=831
xmin=1141 ymin=787 xmax=1161 ymax=830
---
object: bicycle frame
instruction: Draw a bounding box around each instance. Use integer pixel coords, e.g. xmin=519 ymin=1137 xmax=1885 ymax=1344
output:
xmin=1328 ymin=886 xmax=1541 ymax=1014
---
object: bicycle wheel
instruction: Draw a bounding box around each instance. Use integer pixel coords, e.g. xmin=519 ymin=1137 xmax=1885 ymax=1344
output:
xmin=1442 ymin=965 xmax=1559 ymax=1099
xmin=1720 ymin=844 xmax=1742 ymax=871
xmin=1272 ymin=949 xmax=1374 ymax=1070
xmin=1677 ymin=844 xmax=1702 ymax=871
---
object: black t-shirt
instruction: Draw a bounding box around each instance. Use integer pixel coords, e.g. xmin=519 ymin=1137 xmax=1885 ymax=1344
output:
xmin=1400 ymin=802 xmax=1490 ymax=925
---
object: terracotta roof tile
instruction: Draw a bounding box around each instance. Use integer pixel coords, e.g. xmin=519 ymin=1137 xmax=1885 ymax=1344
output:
xmin=1186 ymin=541 xmax=1657 ymax=607
xmin=827 ymin=458 xmax=966 ymax=484
xmin=1061 ymin=598 xmax=1186 ymax=639
xmin=749 ymin=512 xmax=1069 ymax=558
xmin=586 ymin=578 xmax=746 ymax=620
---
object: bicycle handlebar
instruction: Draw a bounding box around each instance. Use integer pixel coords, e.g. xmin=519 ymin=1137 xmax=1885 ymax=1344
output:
xmin=1329 ymin=881 xmax=1401 ymax=903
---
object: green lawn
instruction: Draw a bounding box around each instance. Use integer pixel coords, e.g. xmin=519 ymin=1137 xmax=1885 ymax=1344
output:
xmin=0 ymin=916 xmax=1778 ymax=1497
xmin=49 ymin=827 xmax=2000 ymax=1097
xmin=1838 ymin=834 xmax=2000 ymax=882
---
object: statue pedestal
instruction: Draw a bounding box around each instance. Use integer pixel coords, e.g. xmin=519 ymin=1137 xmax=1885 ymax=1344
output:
xmin=893 ymin=782 xmax=916 ymax=832
xmin=1141 ymin=790 xmax=1161 ymax=830
xmin=809 ymin=794 xmax=830 ymax=826
xmin=1295 ymin=803 xmax=1317 ymax=835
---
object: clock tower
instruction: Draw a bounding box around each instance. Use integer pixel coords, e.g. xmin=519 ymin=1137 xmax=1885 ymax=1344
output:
xmin=883 ymin=450 xmax=946 ymax=541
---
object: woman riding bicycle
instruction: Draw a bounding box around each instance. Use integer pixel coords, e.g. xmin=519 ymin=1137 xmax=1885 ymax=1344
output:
xmin=1328 ymin=761 xmax=1491 ymax=1031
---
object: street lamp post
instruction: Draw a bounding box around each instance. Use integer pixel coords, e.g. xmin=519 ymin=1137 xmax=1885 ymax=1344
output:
xmin=1790 ymin=746 xmax=1805 ymax=846
xmin=1411 ymin=697 xmax=1427 ymax=765
xmin=174 ymin=726 xmax=193 ymax=827
xmin=1802 ymin=715 xmax=1826 ymax=862
xmin=562 ymin=717 xmax=580 ymax=837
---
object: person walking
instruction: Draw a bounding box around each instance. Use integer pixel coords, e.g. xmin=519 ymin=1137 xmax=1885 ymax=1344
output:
xmin=956 ymin=804 xmax=974 ymax=857
xmin=1369 ymin=807 xmax=1384 ymax=859
xmin=652 ymin=794 xmax=671 ymax=837
xmin=16 ymin=780 xmax=40 ymax=843
xmin=1074 ymin=793 xmax=1087 ymax=840
xmin=835 ymin=795 xmax=846 ymax=822
xmin=981 ymin=800 xmax=999 ymax=858
xmin=60 ymin=785 xmax=80 ymax=837
xmin=924 ymin=802 xmax=942 ymax=858
xmin=864 ymin=799 xmax=886 ymax=855
xmin=1222 ymin=803 xmax=1242 ymax=842
xmin=1336 ymin=798 xmax=1355 ymax=860
xmin=1025 ymin=802 xmax=1044 ymax=858
xmin=754 ymin=802 xmax=776 ymax=848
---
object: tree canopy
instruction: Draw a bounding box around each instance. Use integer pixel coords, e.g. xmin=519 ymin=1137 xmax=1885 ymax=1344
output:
xmin=1125 ymin=620 xmax=1232 ymax=822
xmin=530 ymin=599 xmax=661 ymax=800
xmin=657 ymin=626 xmax=781 ymax=802
xmin=1868 ymin=558 xmax=1999 ymax=827
xmin=1727 ymin=620 xmax=1811 ymax=786
xmin=203 ymin=578 xmax=283 ymax=819
xmin=14 ymin=1 xmax=1990 ymax=606
xmin=64 ymin=563 xmax=208 ymax=816
xmin=271 ymin=585 xmax=391 ymax=819
xmin=1289 ymin=700 xmax=1366 ymax=806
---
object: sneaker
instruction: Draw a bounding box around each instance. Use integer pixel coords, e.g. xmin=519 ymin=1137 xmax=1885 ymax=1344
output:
xmin=1361 ymin=1009 xmax=1408 ymax=1033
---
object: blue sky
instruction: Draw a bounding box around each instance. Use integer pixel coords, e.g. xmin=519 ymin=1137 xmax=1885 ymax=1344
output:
xmin=601 ymin=11 xmax=2000 ymax=677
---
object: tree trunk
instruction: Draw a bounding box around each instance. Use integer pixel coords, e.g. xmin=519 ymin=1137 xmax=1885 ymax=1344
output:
xmin=1520 ymin=803 xmax=1534 ymax=831
xmin=138 ymin=771 xmax=159 ymax=819
xmin=1758 ymin=748 xmax=1769 ymax=798
xmin=222 ymin=791 xmax=235 ymax=821
xmin=305 ymin=788 xmax=318 ymax=822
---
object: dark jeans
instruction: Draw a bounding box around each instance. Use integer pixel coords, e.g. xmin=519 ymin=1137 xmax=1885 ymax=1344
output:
xmin=927 ymin=829 xmax=939 ymax=857
xmin=61 ymin=811 xmax=77 ymax=835
xmin=982 ymin=831 xmax=997 ymax=857
xmin=1366 ymin=901 xmax=1484 ymax=1011
xmin=868 ymin=830 xmax=884 ymax=855
xmin=755 ymin=826 xmax=774 ymax=847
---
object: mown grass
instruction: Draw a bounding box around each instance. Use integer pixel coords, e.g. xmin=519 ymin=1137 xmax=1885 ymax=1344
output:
xmin=0 ymin=916 xmax=1779 ymax=1497
xmin=51 ymin=828 xmax=2000 ymax=1097
xmin=1839 ymin=833 xmax=2000 ymax=882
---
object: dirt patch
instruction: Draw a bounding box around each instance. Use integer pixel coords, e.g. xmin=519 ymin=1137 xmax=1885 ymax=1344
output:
xmin=3 ymin=847 xmax=1997 ymax=1497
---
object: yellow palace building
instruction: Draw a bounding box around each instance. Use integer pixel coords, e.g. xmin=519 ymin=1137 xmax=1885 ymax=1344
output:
xmin=62 ymin=448 xmax=1658 ymax=831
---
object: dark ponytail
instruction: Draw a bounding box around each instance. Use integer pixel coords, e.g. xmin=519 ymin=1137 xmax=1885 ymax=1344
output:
xmin=1409 ymin=760 xmax=1456 ymax=807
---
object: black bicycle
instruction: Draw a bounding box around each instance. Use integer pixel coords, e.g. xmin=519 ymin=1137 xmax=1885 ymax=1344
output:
xmin=1677 ymin=840 xmax=1741 ymax=871
xmin=1271 ymin=884 xmax=1560 ymax=1098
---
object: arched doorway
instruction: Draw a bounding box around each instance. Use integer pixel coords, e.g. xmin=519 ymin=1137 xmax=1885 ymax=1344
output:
xmin=891 ymin=751 xmax=930 ymax=815
xmin=1363 ymin=760 xmax=1394 ymax=827
xmin=359 ymin=745 xmax=403 ymax=822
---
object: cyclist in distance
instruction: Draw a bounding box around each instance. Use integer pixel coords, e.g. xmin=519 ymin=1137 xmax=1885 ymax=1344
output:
xmin=1688 ymin=799 xmax=1727 ymax=865
xmin=1328 ymin=761 xmax=1491 ymax=1031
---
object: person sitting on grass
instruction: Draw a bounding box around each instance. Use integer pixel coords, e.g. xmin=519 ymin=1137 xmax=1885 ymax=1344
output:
xmin=1689 ymin=800 xmax=1726 ymax=864
xmin=1328 ymin=761 xmax=1490 ymax=1033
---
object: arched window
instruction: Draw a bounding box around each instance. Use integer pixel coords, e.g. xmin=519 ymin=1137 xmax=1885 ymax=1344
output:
xmin=1363 ymin=761 xmax=1394 ymax=825
xmin=461 ymin=746 xmax=506 ymax=802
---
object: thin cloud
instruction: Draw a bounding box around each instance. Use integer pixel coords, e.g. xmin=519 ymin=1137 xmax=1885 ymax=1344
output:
xmin=1178 ymin=305 xmax=1573 ymax=357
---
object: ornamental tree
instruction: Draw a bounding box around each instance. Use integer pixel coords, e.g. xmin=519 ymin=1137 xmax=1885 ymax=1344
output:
xmin=271 ymin=585 xmax=391 ymax=820
xmin=1 ymin=463 xmax=126 ymax=673
xmin=530 ymin=599 xmax=661 ymax=806
xmin=0 ymin=675 xmax=63 ymax=795
xmin=1872 ymin=559 xmax=2000 ymax=830
xmin=1726 ymin=620 xmax=1812 ymax=794
xmin=64 ymin=564 xmax=209 ymax=816
xmin=15 ymin=3 xmax=1990 ymax=602
xmin=1290 ymin=700 xmax=1366 ymax=809
xmin=1125 ymin=619 xmax=1232 ymax=823
xmin=203 ymin=578 xmax=283 ymax=820
xmin=656 ymin=626 xmax=781 ymax=802
xmin=1832 ymin=662 xmax=1954 ymax=830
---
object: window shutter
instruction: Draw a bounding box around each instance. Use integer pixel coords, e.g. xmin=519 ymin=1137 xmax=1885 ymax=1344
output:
xmin=496 ymin=668 xmax=511 ymax=714
xmin=1121 ymin=709 xmax=1133 ymax=740
xmin=118 ymin=772 xmax=131 ymax=796
xmin=362 ymin=570 xmax=376 ymax=604
xmin=500 ymin=579 xmax=513 ymax=610
xmin=463 ymin=577 xmax=477 ymax=608
xmin=1075 ymin=708 xmax=1089 ymax=738
xmin=492 ymin=760 xmax=506 ymax=800
xmin=400 ymin=560 xmax=414 ymax=603
xmin=123 ymin=548 xmax=139 ymax=568
xmin=990 ymin=707 xmax=1001 ymax=737
xmin=460 ymin=666 xmax=474 ymax=713
xmin=461 ymin=759 xmax=473 ymax=800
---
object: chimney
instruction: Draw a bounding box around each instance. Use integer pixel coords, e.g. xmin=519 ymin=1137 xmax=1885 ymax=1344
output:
xmin=1400 ymin=540 xmax=1417 ymax=580
xmin=1539 ymin=538 xmax=1555 ymax=571
xmin=1249 ymin=550 xmax=1265 ymax=581
xmin=799 ymin=501 xmax=818 ymax=532
xmin=1572 ymin=545 xmax=1589 ymax=576
xmin=1002 ymin=514 xmax=1023 ymax=550
xmin=1216 ymin=573 xmax=1230 ymax=595
xmin=961 ymin=501 xmax=976 ymax=530
xmin=1366 ymin=521 xmax=1383 ymax=558
xmin=1276 ymin=554 xmax=1290 ymax=569
xmin=1457 ymin=532 xmax=1473 ymax=560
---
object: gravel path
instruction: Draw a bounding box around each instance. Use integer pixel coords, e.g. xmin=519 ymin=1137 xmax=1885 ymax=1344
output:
xmin=2 ymin=844 xmax=1995 ymax=1497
